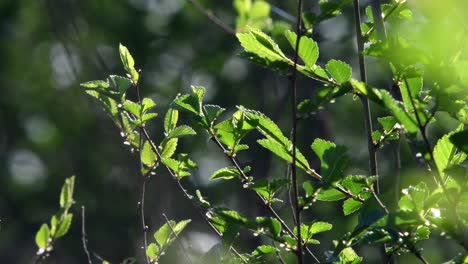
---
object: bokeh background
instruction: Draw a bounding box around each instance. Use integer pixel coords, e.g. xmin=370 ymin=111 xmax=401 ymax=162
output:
xmin=0 ymin=0 xmax=466 ymax=263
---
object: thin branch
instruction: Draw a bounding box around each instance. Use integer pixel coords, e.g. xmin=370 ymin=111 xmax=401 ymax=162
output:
xmin=207 ymin=132 xmax=319 ymax=262
xmin=139 ymin=128 xmax=247 ymax=262
xmin=186 ymin=0 xmax=236 ymax=35
xmin=133 ymin=74 xmax=150 ymax=264
xmin=290 ymin=0 xmax=305 ymax=262
xmin=81 ymin=206 xmax=93 ymax=264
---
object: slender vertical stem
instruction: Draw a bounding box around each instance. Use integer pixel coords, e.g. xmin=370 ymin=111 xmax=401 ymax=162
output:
xmin=81 ymin=206 xmax=93 ymax=264
xmin=369 ymin=0 xmax=387 ymax=41
xmin=290 ymin=0 xmax=304 ymax=263
xmin=352 ymin=0 xmax=380 ymax=190
xmin=134 ymin=77 xmax=150 ymax=264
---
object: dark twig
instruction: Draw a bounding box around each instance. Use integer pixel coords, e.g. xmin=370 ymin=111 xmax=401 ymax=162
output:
xmin=290 ymin=0 xmax=305 ymax=262
xmin=353 ymin=1 xmax=388 ymax=215
xmin=81 ymin=206 xmax=93 ymax=264
xmin=186 ymin=0 xmax=236 ymax=35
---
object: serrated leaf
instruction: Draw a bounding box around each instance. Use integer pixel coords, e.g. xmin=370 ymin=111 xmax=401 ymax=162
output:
xmin=258 ymin=138 xmax=310 ymax=172
xmin=237 ymin=28 xmax=289 ymax=63
xmin=284 ymin=30 xmax=319 ymax=67
xmin=141 ymin=141 xmax=157 ymax=166
xmin=204 ymin=104 xmax=225 ymax=124
xmin=55 ymin=213 xmax=73 ymax=238
xmin=398 ymin=182 xmax=429 ymax=212
xmin=434 ymin=125 xmax=466 ymax=179
xmin=154 ymin=221 xmax=174 ymax=247
xmin=378 ymin=116 xmax=398 ymax=131
xmin=343 ymin=198 xmax=363 ymax=215
xmin=173 ymin=219 xmax=191 ymax=235
xmin=303 ymin=181 xmax=314 ymax=197
xmin=338 ymin=247 xmax=363 ymax=263
xmin=124 ymin=101 xmax=141 ymax=117
xmin=36 ymin=224 xmax=50 ymax=249
xmin=160 ymin=138 xmax=178 ymax=159
xmin=167 ymin=125 xmax=196 ymax=139
xmin=146 ymin=243 xmax=159 ymax=260
xmin=171 ymin=94 xmax=200 ymax=115
xmin=142 ymin=113 xmax=158 ymax=122
xmin=243 ymin=109 xmax=289 ymax=147
xmin=210 ymin=167 xmax=240 ymax=180
xmin=311 ymin=139 xmax=348 ymax=185
xmin=326 ymin=59 xmax=352 ymax=83
xmin=400 ymin=77 xmax=422 ymax=112
xmin=164 ymin=108 xmax=179 ymax=133
xmin=109 ymin=75 xmax=132 ymax=94
xmin=141 ymin=98 xmax=156 ymax=113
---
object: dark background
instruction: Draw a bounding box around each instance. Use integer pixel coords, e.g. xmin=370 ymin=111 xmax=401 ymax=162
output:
xmin=0 ymin=0 xmax=465 ymax=263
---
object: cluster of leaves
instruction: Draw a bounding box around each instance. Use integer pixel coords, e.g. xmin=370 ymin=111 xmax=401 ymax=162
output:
xmin=35 ymin=176 xmax=75 ymax=259
xmin=71 ymin=0 xmax=468 ymax=263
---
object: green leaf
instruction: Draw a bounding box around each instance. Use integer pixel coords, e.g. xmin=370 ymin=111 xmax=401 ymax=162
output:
xmin=258 ymin=138 xmax=310 ymax=172
xmin=167 ymin=125 xmax=196 ymax=139
xmin=210 ymin=167 xmax=240 ymax=180
xmin=338 ymin=247 xmax=363 ymax=263
xmin=80 ymin=80 xmax=109 ymax=90
xmin=164 ymin=108 xmax=179 ymax=133
xmin=249 ymin=178 xmax=288 ymax=202
xmin=343 ymin=198 xmax=363 ymax=216
xmin=252 ymin=245 xmax=277 ymax=257
xmin=255 ymin=217 xmax=282 ymax=237
xmin=309 ymin=221 xmax=333 ymax=235
xmin=350 ymin=79 xmax=383 ymax=104
xmin=377 ymin=116 xmax=398 ymax=131
xmin=141 ymin=98 xmax=156 ymax=113
xmin=237 ymin=28 xmax=289 ymax=63
xmin=124 ymin=101 xmax=141 ymax=118
xmin=141 ymin=141 xmax=157 ymax=166
xmin=326 ymin=60 xmax=352 ymax=83
xmin=450 ymin=130 xmax=468 ymax=154
xmin=284 ymin=30 xmax=319 ymax=67
xmin=172 ymin=219 xmax=191 ymax=236
xmin=154 ymin=221 xmax=174 ymax=247
xmin=311 ymin=139 xmax=348 ymax=185
xmin=434 ymin=125 xmax=466 ymax=178
xmin=119 ymin=43 xmax=139 ymax=81
xmin=55 ymin=213 xmax=73 ymax=238
xmin=204 ymin=104 xmax=225 ymax=124
xmin=243 ymin=109 xmax=288 ymax=147
xmin=146 ymin=243 xmax=159 ymax=261
xmin=303 ymin=181 xmax=315 ymax=197
xmin=109 ymin=75 xmax=133 ymax=94
xmin=398 ymin=182 xmax=429 ymax=213
xmin=35 ymin=224 xmax=50 ymax=249
xmin=380 ymin=90 xmax=419 ymax=134
xmin=171 ymin=94 xmax=200 ymax=115
xmin=160 ymin=138 xmax=178 ymax=159
xmin=316 ymin=188 xmax=346 ymax=201
xmin=60 ymin=176 xmax=75 ymax=209
xmin=400 ymin=77 xmax=422 ymax=112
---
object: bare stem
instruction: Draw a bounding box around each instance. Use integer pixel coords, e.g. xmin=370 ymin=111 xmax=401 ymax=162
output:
xmin=186 ymin=0 xmax=236 ymax=35
xmin=81 ymin=206 xmax=93 ymax=264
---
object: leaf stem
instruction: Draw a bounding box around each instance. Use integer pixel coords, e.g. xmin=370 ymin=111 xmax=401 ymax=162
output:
xmin=81 ymin=206 xmax=93 ymax=264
